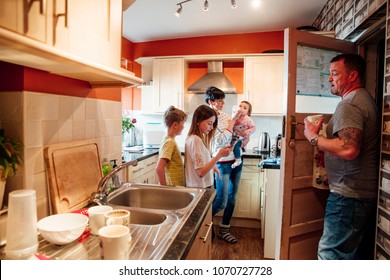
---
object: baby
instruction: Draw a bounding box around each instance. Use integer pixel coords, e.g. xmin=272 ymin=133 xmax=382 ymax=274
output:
xmin=231 ymin=101 xmax=256 ymax=168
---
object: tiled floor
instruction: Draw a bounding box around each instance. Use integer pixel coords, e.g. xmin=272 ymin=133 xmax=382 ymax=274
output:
xmin=211 ymin=227 xmax=265 ymax=260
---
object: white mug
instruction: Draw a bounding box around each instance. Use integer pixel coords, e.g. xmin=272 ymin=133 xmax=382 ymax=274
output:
xmin=88 ymin=205 xmax=113 ymax=235
xmin=98 ymin=225 xmax=131 ymax=260
xmin=105 ymin=209 xmax=130 ymax=226
xmin=306 ymin=114 xmax=324 ymax=124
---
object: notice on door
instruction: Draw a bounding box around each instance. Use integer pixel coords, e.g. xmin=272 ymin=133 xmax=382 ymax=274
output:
xmin=296 ymin=45 xmax=339 ymax=98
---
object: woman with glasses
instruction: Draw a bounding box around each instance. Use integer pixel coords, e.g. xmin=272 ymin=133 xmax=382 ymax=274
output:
xmin=205 ymin=86 xmax=242 ymax=243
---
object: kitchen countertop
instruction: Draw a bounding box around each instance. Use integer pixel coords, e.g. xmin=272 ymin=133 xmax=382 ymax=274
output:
xmin=0 ymin=187 xmax=215 ymax=260
xmin=122 ymin=147 xmax=280 ymax=169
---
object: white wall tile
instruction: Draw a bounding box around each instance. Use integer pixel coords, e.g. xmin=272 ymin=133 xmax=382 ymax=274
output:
xmin=58 ymin=95 xmax=74 ymax=121
xmin=85 ymin=98 xmax=98 ymax=119
xmin=41 ymin=94 xmax=59 ymax=121
xmin=73 ymin=98 xmax=86 ymax=120
xmin=25 ymin=147 xmax=45 ymax=175
xmin=72 ymin=120 xmax=86 ymax=141
xmin=1 ymin=91 xmax=122 ymax=216
xmin=0 ymin=92 xmax=23 ymax=122
xmin=25 ymin=120 xmax=42 ymax=148
xmin=85 ymin=119 xmax=96 ymax=139
xmin=58 ymin=119 xmax=73 ymax=143
xmin=26 ymin=93 xmax=44 ymax=121
xmin=41 ymin=120 xmax=60 ymax=145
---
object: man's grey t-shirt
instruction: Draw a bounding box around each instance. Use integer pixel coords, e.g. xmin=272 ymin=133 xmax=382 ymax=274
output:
xmin=324 ymin=88 xmax=380 ymax=200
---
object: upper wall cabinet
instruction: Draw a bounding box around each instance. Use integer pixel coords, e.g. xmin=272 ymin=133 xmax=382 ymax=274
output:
xmin=54 ymin=0 xmax=121 ymax=70
xmin=243 ymin=55 xmax=284 ymax=115
xmin=152 ymin=58 xmax=185 ymax=113
xmin=0 ymin=0 xmax=47 ymax=42
xmin=0 ymin=0 xmax=142 ymax=87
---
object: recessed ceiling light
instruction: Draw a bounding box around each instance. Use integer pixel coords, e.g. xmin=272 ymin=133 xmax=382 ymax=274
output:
xmin=252 ymin=0 xmax=261 ymax=8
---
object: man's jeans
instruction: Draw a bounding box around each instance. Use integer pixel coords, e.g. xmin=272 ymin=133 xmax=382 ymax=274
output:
xmin=212 ymin=161 xmax=242 ymax=225
xmin=318 ymin=192 xmax=377 ymax=260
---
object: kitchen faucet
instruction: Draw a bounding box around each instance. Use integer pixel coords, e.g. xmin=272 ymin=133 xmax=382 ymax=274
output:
xmin=90 ymin=159 xmax=138 ymax=205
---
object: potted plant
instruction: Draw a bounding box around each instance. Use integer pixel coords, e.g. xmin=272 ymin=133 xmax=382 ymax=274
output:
xmin=0 ymin=129 xmax=23 ymax=209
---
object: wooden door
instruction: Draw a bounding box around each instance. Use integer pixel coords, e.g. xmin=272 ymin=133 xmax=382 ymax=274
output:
xmin=277 ymin=28 xmax=356 ymax=259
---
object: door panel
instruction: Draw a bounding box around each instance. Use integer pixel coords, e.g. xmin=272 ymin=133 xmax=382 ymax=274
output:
xmin=277 ymin=28 xmax=356 ymax=260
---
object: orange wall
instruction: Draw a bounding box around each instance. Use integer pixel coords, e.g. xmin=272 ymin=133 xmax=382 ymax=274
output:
xmin=125 ymin=31 xmax=284 ymax=108
xmin=133 ymin=31 xmax=284 ymax=59
xmin=0 ymin=61 xmax=122 ymax=101
xmin=121 ymin=38 xmax=142 ymax=109
xmin=1 ymin=31 xmax=283 ymax=105
xmin=188 ymin=62 xmax=244 ymax=93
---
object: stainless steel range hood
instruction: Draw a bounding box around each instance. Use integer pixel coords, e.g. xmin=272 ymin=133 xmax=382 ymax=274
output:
xmin=188 ymin=61 xmax=236 ymax=94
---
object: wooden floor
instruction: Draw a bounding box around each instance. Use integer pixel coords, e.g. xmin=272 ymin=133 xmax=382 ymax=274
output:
xmin=211 ymin=226 xmax=266 ymax=260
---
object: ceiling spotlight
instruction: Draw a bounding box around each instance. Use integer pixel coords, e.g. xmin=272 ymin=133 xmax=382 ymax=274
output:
xmin=252 ymin=0 xmax=260 ymax=8
xmin=231 ymin=0 xmax=237 ymax=9
xmin=175 ymin=4 xmax=182 ymax=17
xmin=203 ymin=0 xmax=209 ymax=12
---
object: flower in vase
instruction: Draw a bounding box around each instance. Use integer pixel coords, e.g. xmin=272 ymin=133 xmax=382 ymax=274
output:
xmin=122 ymin=117 xmax=137 ymax=135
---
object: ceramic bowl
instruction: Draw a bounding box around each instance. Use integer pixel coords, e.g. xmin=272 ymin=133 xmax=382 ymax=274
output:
xmin=37 ymin=213 xmax=88 ymax=245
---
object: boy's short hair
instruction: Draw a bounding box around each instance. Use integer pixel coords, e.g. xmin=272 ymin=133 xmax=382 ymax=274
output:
xmin=164 ymin=106 xmax=187 ymax=127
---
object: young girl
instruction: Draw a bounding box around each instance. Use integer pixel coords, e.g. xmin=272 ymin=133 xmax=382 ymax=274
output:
xmin=231 ymin=101 xmax=256 ymax=168
xmin=156 ymin=106 xmax=187 ymax=186
xmin=185 ymin=105 xmax=232 ymax=188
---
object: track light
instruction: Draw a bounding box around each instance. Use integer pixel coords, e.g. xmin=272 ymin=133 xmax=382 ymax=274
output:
xmin=174 ymin=0 xmax=238 ymax=17
xmin=175 ymin=4 xmax=182 ymax=17
xmin=203 ymin=0 xmax=209 ymax=11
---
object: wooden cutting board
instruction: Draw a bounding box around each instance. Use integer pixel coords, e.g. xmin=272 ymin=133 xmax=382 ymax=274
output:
xmin=44 ymin=139 xmax=103 ymax=214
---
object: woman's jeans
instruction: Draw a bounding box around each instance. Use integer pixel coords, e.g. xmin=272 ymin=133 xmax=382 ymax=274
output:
xmin=318 ymin=192 xmax=377 ymax=260
xmin=212 ymin=161 xmax=243 ymax=225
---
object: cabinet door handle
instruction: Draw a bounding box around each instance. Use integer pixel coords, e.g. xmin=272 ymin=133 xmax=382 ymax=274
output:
xmin=53 ymin=0 xmax=68 ymax=45
xmin=23 ymin=0 xmax=46 ymax=34
xmin=200 ymin=221 xmax=213 ymax=243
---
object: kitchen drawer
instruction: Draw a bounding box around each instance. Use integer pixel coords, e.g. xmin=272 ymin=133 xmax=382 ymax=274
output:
xmin=143 ymin=155 xmax=158 ymax=174
xmin=242 ymin=158 xmax=260 ymax=173
xmin=128 ymin=160 xmax=146 ymax=181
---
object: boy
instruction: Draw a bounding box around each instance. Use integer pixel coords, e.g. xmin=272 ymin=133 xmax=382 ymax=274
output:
xmin=156 ymin=106 xmax=187 ymax=186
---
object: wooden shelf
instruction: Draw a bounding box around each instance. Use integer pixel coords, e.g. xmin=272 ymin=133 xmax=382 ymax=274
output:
xmin=313 ymin=0 xmax=386 ymax=40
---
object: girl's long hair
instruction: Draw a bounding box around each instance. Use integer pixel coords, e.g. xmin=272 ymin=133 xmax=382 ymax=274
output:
xmin=187 ymin=105 xmax=218 ymax=150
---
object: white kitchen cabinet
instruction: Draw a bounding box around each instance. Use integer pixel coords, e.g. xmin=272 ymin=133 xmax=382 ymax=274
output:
xmin=127 ymin=155 xmax=158 ymax=184
xmin=53 ymin=0 xmax=122 ymax=69
xmin=263 ymin=168 xmax=281 ymax=259
xmin=185 ymin=205 xmax=212 ymax=260
xmin=233 ymin=158 xmax=262 ymax=219
xmin=152 ymin=58 xmax=185 ymax=113
xmin=0 ymin=0 xmax=140 ymax=86
xmin=0 ymin=0 xmax=47 ymax=43
xmin=243 ymin=55 xmax=284 ymax=115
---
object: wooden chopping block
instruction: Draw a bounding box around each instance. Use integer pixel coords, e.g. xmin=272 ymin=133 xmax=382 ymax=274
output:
xmin=44 ymin=139 xmax=103 ymax=214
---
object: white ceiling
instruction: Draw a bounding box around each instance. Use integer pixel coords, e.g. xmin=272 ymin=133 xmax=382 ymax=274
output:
xmin=123 ymin=0 xmax=328 ymax=43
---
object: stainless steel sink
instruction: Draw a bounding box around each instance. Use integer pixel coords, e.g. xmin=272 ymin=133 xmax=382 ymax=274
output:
xmin=130 ymin=209 xmax=167 ymax=225
xmin=104 ymin=183 xmax=205 ymax=259
xmin=108 ymin=184 xmax=195 ymax=210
